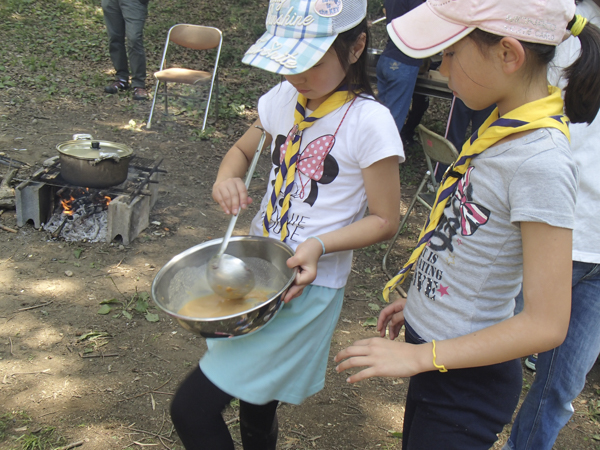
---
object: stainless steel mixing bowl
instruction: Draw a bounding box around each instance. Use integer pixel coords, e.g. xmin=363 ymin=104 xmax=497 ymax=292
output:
xmin=151 ymin=236 xmax=296 ymax=338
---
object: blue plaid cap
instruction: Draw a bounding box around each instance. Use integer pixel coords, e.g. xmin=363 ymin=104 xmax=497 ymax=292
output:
xmin=242 ymin=0 xmax=367 ymax=75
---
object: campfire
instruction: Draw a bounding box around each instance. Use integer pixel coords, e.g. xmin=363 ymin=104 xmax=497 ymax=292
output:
xmin=43 ymin=187 xmax=115 ymax=242
xmin=15 ymin=151 xmax=166 ymax=244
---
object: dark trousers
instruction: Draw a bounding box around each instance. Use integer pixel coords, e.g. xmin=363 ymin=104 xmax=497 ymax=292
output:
xmin=401 ymin=93 xmax=430 ymax=143
xmin=170 ymin=366 xmax=279 ymax=450
xmin=101 ymin=0 xmax=147 ymax=88
xmin=402 ymin=322 xmax=522 ymax=450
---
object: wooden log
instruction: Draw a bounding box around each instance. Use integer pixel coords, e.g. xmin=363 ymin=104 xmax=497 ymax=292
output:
xmin=0 ymin=168 xmax=17 ymax=209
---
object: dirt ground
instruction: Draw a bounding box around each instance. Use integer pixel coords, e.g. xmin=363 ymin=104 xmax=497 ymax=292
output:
xmin=1 ymin=92 xmax=600 ymax=450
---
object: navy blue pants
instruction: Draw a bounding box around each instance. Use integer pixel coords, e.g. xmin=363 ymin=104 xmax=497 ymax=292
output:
xmin=402 ymin=322 xmax=522 ymax=449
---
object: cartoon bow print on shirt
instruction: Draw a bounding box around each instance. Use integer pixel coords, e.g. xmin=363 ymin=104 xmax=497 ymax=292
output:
xmin=280 ymin=133 xmax=335 ymax=182
xmin=455 ymin=166 xmax=490 ymax=236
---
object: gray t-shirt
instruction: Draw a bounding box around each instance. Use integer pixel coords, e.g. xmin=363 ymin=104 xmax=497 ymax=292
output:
xmin=404 ymin=128 xmax=578 ymax=342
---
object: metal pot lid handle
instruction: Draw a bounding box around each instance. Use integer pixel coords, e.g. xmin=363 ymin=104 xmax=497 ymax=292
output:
xmin=57 ymin=139 xmax=134 ymax=160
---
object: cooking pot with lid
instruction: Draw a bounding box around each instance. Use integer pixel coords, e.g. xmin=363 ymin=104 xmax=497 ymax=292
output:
xmin=56 ymin=135 xmax=134 ymax=188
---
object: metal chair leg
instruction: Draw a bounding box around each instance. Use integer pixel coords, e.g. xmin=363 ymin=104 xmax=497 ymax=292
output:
xmin=146 ymin=80 xmax=161 ymax=130
xmin=163 ymin=82 xmax=169 ymax=115
xmin=201 ymin=88 xmax=209 ymax=132
xmin=202 ymin=72 xmax=218 ymax=131
xmin=382 ymin=170 xmax=431 ymax=297
xmin=214 ymin=75 xmax=219 ymax=125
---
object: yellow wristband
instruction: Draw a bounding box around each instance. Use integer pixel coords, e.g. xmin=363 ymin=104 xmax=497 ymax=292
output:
xmin=432 ymin=339 xmax=448 ymax=373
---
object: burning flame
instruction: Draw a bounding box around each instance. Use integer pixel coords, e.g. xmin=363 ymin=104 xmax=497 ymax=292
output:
xmin=61 ymin=195 xmax=75 ymax=216
xmin=58 ymin=189 xmax=112 ymax=216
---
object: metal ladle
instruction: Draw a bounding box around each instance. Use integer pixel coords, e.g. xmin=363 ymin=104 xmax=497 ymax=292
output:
xmin=207 ymin=128 xmax=268 ymax=299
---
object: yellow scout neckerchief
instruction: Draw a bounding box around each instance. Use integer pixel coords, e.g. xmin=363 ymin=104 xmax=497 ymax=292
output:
xmin=263 ymin=89 xmax=353 ymax=241
xmin=383 ymin=86 xmax=570 ymax=301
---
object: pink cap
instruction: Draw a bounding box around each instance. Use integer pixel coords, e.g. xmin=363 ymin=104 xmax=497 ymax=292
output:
xmin=388 ymin=0 xmax=576 ymax=59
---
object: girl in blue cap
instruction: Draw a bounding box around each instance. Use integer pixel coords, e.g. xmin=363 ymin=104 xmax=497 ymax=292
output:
xmin=170 ymin=0 xmax=405 ymax=448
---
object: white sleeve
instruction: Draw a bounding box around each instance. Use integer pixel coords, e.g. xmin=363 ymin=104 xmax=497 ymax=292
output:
xmin=351 ymin=100 xmax=406 ymax=168
xmin=257 ymin=82 xmax=297 ymax=140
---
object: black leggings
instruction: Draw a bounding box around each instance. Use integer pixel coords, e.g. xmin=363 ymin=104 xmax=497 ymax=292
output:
xmin=170 ymin=366 xmax=279 ymax=450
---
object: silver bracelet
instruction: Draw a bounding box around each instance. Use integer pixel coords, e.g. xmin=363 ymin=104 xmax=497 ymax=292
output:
xmin=307 ymin=236 xmax=326 ymax=255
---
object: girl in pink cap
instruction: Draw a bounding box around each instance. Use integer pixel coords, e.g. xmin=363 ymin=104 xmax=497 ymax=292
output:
xmin=336 ymin=0 xmax=600 ymax=448
xmin=170 ymin=0 xmax=405 ymax=448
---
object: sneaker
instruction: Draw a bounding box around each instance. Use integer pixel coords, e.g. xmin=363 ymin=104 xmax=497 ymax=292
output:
xmin=104 ymin=79 xmax=130 ymax=94
xmin=525 ymin=354 xmax=538 ymax=371
xmin=133 ymin=87 xmax=148 ymax=100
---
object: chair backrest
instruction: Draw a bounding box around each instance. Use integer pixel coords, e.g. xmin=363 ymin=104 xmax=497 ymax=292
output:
xmin=157 ymin=23 xmax=223 ymax=78
xmin=416 ymin=124 xmax=459 ymax=166
xmin=416 ymin=124 xmax=460 ymax=190
xmin=168 ymin=24 xmax=222 ymax=51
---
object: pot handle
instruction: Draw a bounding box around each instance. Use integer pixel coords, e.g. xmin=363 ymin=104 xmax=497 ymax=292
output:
xmin=72 ymin=134 xmax=93 ymax=140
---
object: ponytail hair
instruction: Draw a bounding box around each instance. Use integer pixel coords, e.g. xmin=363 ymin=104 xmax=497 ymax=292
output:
xmin=563 ymin=18 xmax=600 ymax=124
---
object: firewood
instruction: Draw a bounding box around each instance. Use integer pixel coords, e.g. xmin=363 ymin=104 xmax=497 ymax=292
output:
xmin=0 ymin=168 xmax=17 ymax=210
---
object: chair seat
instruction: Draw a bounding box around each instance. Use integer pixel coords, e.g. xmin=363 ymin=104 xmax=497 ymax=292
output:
xmin=420 ymin=192 xmax=436 ymax=207
xmin=154 ymin=68 xmax=212 ymax=85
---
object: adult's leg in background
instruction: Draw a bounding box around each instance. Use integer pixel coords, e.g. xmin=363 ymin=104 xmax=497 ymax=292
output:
xmin=101 ymin=0 xmax=129 ymax=82
xmin=376 ymin=56 xmax=389 ymax=106
xmin=435 ymin=98 xmax=496 ymax=181
xmin=119 ymin=0 xmax=148 ymax=88
xmin=375 ymin=55 xmax=420 ymax=134
xmin=401 ymin=92 xmax=429 ymax=145
xmin=444 ymin=97 xmax=495 ymax=150
xmin=170 ymin=366 xmax=235 ymax=450
xmin=239 ymin=399 xmax=279 ymax=450
xmin=506 ymin=262 xmax=600 ymax=450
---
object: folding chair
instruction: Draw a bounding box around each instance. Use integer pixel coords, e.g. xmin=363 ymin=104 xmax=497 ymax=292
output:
xmin=382 ymin=124 xmax=460 ymax=295
xmin=146 ymin=24 xmax=222 ymax=131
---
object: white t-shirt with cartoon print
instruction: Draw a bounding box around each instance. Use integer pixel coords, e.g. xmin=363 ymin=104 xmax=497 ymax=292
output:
xmin=250 ymin=81 xmax=405 ymax=289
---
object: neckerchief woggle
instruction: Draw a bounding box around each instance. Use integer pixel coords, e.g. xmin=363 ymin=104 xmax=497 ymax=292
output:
xmin=263 ymin=88 xmax=354 ymax=241
xmin=382 ymin=86 xmax=570 ymax=301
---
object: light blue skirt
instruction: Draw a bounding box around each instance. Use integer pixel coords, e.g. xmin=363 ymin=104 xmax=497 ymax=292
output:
xmin=200 ymin=285 xmax=345 ymax=405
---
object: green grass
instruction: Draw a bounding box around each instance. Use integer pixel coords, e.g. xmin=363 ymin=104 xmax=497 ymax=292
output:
xmin=0 ymin=0 xmax=389 ymax=110
xmin=0 ymin=0 xmax=437 ymax=183
xmin=0 ymin=411 xmax=66 ymax=450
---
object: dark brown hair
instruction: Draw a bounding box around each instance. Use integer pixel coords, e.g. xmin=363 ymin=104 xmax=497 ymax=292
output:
xmin=563 ymin=16 xmax=600 ymax=123
xmin=468 ymin=25 xmax=600 ymax=124
xmin=330 ymin=18 xmax=376 ymax=99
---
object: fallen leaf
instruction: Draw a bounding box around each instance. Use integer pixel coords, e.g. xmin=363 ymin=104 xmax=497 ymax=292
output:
xmin=97 ymin=305 xmax=112 ymax=315
xmin=135 ymin=298 xmax=149 ymax=314
xmin=100 ymin=298 xmax=120 ymax=305
xmin=362 ymin=317 xmax=377 ymax=327
xmin=145 ymin=312 xmax=159 ymax=322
